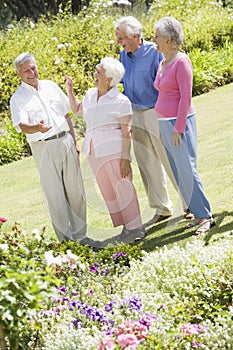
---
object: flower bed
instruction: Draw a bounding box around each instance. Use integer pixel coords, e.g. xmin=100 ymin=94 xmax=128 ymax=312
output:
xmin=0 ymin=221 xmax=233 ymax=349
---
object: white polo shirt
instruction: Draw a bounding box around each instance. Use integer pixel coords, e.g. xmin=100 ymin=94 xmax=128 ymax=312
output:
xmin=82 ymin=86 xmax=132 ymax=157
xmin=10 ymin=80 xmax=70 ymax=142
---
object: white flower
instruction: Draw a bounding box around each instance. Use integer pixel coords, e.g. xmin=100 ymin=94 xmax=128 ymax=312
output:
xmin=31 ymin=228 xmax=41 ymax=241
xmin=0 ymin=129 xmax=7 ymax=137
xmin=54 ymin=55 xmax=63 ymax=65
xmin=44 ymin=250 xmax=62 ymax=266
xmin=0 ymin=244 xmax=8 ymax=252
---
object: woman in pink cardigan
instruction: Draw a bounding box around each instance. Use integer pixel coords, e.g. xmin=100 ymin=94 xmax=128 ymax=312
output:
xmin=153 ymin=17 xmax=215 ymax=235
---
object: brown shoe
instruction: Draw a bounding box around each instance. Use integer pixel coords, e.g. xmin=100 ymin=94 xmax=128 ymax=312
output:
xmin=144 ymin=213 xmax=171 ymax=228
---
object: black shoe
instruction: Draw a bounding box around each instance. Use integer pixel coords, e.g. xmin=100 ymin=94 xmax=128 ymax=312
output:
xmin=116 ymin=226 xmax=145 ymax=244
xmin=79 ymin=237 xmax=104 ymax=249
xmin=183 ymin=209 xmax=194 ymax=220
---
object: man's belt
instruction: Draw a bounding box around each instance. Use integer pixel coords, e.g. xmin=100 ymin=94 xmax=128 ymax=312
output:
xmin=39 ymin=131 xmax=67 ymax=141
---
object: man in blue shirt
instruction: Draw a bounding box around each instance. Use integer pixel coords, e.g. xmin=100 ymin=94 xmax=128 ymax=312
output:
xmin=114 ymin=16 xmax=188 ymax=226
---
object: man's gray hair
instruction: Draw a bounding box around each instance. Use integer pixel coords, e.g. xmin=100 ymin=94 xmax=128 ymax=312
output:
xmin=154 ymin=17 xmax=184 ymax=46
xmin=100 ymin=57 xmax=125 ymax=87
xmin=114 ymin=16 xmax=142 ymax=39
xmin=13 ymin=52 xmax=36 ymax=71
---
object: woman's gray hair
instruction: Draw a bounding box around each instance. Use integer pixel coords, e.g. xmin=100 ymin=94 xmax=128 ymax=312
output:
xmin=114 ymin=16 xmax=142 ymax=39
xmin=154 ymin=17 xmax=184 ymax=46
xmin=100 ymin=57 xmax=125 ymax=87
xmin=14 ymin=52 xmax=36 ymax=71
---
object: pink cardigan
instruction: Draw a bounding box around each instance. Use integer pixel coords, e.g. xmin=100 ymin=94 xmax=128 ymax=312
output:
xmin=154 ymin=53 xmax=195 ymax=133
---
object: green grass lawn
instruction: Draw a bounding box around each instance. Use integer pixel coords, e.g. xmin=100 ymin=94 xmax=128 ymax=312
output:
xmin=1 ymin=83 xmax=233 ymax=250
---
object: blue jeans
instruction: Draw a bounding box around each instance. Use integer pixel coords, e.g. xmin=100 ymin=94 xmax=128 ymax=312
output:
xmin=159 ymin=114 xmax=212 ymax=219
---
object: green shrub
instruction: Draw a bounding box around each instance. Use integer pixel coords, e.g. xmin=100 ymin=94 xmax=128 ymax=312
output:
xmin=190 ymin=43 xmax=233 ymax=95
xmin=0 ymin=118 xmax=31 ymax=165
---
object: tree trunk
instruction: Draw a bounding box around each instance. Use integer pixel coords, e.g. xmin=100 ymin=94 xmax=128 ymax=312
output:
xmin=0 ymin=322 xmax=7 ymax=350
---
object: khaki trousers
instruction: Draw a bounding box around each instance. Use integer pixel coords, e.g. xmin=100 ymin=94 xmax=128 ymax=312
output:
xmin=30 ymin=133 xmax=86 ymax=242
xmin=132 ymin=108 xmax=186 ymax=215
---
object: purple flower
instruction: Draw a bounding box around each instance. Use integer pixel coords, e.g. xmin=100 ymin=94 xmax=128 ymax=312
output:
xmin=71 ymin=290 xmax=79 ymax=296
xmin=72 ymin=318 xmax=83 ymax=329
xmin=122 ymin=296 xmax=142 ymax=312
xmin=139 ymin=318 xmax=151 ymax=329
xmin=144 ymin=312 xmax=157 ymax=321
xmin=89 ymin=289 xmax=94 ymax=295
xmin=101 ymin=268 xmax=109 ymax=275
xmin=51 ymin=297 xmax=63 ymax=303
xmin=113 ymin=251 xmax=127 ymax=260
xmin=79 ymin=302 xmax=110 ymax=324
xmin=58 ymin=286 xmax=67 ymax=294
xmin=103 ymin=328 xmax=116 ymax=336
xmin=70 ymin=300 xmax=82 ymax=309
xmin=90 ymin=265 xmax=98 ymax=273
xmin=105 ymin=300 xmax=117 ymax=312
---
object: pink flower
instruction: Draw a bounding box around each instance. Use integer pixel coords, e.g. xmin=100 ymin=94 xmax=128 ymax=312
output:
xmin=0 ymin=217 xmax=7 ymax=223
xmin=117 ymin=333 xmax=139 ymax=348
xmin=99 ymin=336 xmax=115 ymax=350
xmin=193 ymin=341 xmax=202 ymax=348
xmin=116 ymin=320 xmax=148 ymax=341
xmin=179 ymin=322 xmax=202 ymax=336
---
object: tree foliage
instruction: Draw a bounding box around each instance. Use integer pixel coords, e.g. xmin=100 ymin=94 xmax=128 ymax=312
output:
xmin=0 ymin=0 xmax=91 ymax=28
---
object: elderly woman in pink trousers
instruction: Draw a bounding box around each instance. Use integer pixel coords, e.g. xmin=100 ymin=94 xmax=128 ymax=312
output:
xmin=65 ymin=57 xmax=145 ymax=244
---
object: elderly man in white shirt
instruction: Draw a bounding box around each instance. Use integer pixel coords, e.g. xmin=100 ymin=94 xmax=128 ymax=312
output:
xmin=65 ymin=57 xmax=145 ymax=243
xmin=10 ymin=52 xmax=91 ymax=245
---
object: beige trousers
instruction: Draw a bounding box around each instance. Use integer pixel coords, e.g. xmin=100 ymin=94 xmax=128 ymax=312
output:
xmin=132 ymin=108 xmax=186 ymax=215
xmin=30 ymin=133 xmax=86 ymax=242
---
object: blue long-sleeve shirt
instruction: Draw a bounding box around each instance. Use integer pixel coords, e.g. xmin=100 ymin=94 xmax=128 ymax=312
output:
xmin=120 ymin=39 xmax=163 ymax=110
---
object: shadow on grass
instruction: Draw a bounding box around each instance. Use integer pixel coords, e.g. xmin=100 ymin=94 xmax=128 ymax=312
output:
xmin=140 ymin=211 xmax=233 ymax=253
xmin=204 ymin=211 xmax=233 ymax=245
xmin=99 ymin=211 xmax=233 ymax=251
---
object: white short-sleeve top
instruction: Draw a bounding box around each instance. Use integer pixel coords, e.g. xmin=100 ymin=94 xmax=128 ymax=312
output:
xmin=10 ymin=80 xmax=70 ymax=142
xmin=82 ymin=86 xmax=132 ymax=157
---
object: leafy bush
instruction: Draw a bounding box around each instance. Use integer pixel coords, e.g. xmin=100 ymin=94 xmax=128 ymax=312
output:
xmin=0 ymin=224 xmax=60 ymax=349
xmin=0 ymin=118 xmax=31 ymax=165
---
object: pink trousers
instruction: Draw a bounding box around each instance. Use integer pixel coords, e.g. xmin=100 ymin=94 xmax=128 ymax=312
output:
xmin=88 ymin=151 xmax=142 ymax=230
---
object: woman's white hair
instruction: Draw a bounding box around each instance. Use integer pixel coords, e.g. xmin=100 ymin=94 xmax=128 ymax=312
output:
xmin=154 ymin=17 xmax=184 ymax=46
xmin=114 ymin=16 xmax=142 ymax=39
xmin=100 ymin=57 xmax=125 ymax=87
xmin=14 ymin=52 xmax=36 ymax=71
